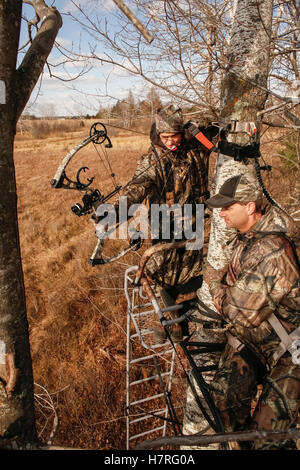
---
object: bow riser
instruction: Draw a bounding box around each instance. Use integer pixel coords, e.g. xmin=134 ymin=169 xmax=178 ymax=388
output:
xmin=50 ymin=135 xmax=97 ymax=190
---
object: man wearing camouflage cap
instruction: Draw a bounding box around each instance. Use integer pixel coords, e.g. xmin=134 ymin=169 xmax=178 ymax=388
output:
xmin=115 ymin=103 xmax=218 ymax=340
xmin=203 ymin=173 xmax=300 ymax=450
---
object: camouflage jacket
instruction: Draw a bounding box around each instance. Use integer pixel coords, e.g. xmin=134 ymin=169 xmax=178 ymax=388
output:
xmin=117 ymin=126 xmax=216 ymax=287
xmin=121 ymin=127 xmax=213 ymax=210
xmin=208 ymin=205 xmax=300 ymax=366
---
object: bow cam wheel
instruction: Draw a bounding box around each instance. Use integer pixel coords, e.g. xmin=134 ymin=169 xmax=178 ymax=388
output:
xmin=89 ymin=122 xmax=107 ymax=144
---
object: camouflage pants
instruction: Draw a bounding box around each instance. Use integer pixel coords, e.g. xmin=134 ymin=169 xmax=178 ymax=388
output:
xmin=145 ymin=246 xmax=203 ymax=287
xmin=212 ymin=344 xmax=300 ymax=450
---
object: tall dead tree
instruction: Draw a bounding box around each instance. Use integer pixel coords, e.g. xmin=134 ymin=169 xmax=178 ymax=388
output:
xmin=0 ymin=0 xmax=62 ymax=445
xmin=182 ymin=0 xmax=274 ymax=448
xmin=206 ymin=0 xmax=274 ymax=279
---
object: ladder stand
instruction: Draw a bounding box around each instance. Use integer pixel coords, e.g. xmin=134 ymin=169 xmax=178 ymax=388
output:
xmin=125 ymin=266 xmax=180 ymax=450
xmin=124 ymin=239 xmax=227 ymax=450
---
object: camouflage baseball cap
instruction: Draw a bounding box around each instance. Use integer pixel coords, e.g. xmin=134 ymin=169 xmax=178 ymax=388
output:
xmin=206 ymin=173 xmax=264 ymax=208
xmin=155 ymin=104 xmax=184 ymax=134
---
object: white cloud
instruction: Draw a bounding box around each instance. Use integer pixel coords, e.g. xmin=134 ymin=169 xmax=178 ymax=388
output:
xmin=55 ymin=36 xmax=72 ymax=48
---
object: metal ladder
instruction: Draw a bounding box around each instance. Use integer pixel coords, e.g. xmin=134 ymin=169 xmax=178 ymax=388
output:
xmin=124 ymin=266 xmax=178 ymax=450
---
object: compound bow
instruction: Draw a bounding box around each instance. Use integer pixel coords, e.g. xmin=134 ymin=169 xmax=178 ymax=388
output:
xmin=50 ymin=122 xmax=142 ymax=265
xmin=50 ymin=121 xmax=218 ymax=266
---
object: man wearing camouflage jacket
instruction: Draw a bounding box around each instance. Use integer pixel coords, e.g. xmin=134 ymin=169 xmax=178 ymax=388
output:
xmin=116 ymin=104 xmax=218 ymax=291
xmin=204 ymin=173 xmax=300 ymax=450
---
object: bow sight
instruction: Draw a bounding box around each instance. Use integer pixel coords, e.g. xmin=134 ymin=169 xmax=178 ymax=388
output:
xmin=71 ymin=189 xmax=103 ymax=217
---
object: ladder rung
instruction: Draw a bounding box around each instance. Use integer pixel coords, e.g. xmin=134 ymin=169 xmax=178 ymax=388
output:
xmin=130 ymin=393 xmax=164 ymax=406
xmin=131 ymin=310 xmax=155 ymax=317
xmin=129 ymin=410 xmax=166 ymax=425
xmin=130 ymin=333 xmax=170 ymax=345
xmin=130 ymin=339 xmax=170 ymax=349
xmin=132 ymin=303 xmax=153 ymax=309
xmin=130 ymin=329 xmax=153 ymax=338
xmin=130 ymin=371 xmax=170 ymax=386
xmin=130 ymin=350 xmax=173 ymax=364
xmin=129 ymin=426 xmax=165 ymax=440
xmin=146 ymin=342 xmax=170 ymax=349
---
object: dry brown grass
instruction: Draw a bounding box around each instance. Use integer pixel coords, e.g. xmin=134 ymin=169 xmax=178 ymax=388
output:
xmin=14 ymin=120 xmax=151 ymax=449
xmin=13 ymin=119 xmax=299 ymax=449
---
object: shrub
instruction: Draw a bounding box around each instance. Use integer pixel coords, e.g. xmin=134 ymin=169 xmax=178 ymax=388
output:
xmin=27 ymin=119 xmax=88 ymax=139
xmin=278 ymin=130 xmax=300 ymax=169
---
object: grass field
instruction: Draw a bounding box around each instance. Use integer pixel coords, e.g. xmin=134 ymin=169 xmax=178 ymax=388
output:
xmin=13 ymin=118 xmax=299 ymax=449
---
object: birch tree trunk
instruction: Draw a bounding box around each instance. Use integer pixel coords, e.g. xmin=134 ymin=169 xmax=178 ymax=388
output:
xmin=182 ymin=0 xmax=274 ymax=449
xmin=0 ymin=0 xmax=62 ymax=446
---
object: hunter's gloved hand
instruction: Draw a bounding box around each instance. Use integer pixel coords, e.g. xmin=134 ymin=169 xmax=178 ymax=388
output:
xmin=203 ymin=262 xmax=228 ymax=314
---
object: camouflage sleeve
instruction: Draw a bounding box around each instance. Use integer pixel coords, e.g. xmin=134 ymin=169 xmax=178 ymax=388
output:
xmin=209 ymin=236 xmax=299 ymax=330
xmin=208 ymin=279 xmax=228 ymax=315
xmin=117 ymin=152 xmax=158 ymax=207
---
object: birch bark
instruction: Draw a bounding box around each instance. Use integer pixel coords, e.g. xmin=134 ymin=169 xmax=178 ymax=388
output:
xmin=182 ymin=0 xmax=274 ymax=449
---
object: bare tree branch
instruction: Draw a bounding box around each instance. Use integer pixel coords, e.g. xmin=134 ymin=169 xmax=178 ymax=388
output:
xmin=15 ymin=0 xmax=62 ymax=120
xmin=112 ymin=0 xmax=154 ymax=43
xmin=135 ymin=427 xmax=300 ymax=450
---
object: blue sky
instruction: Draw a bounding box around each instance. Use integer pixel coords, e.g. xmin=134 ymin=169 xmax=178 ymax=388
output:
xmin=20 ymin=1 xmax=147 ymax=117
xmin=18 ymin=1 xmax=299 ymax=117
